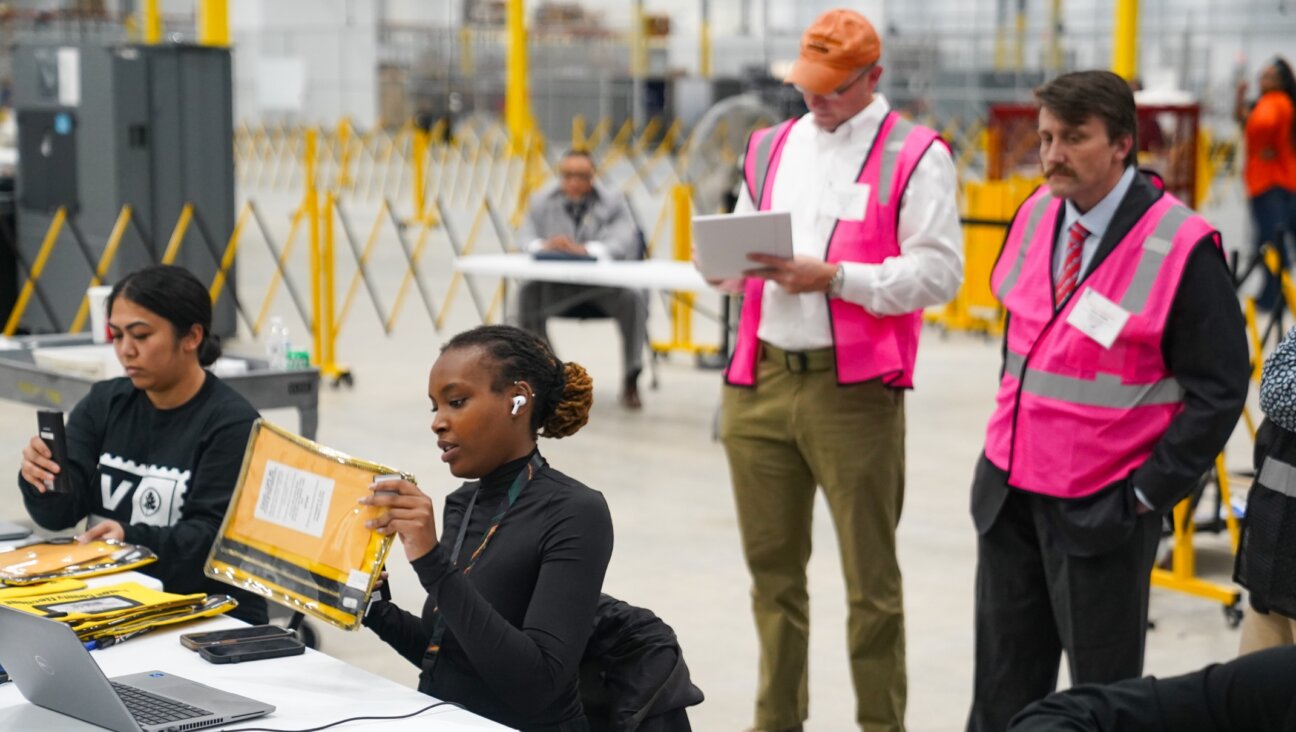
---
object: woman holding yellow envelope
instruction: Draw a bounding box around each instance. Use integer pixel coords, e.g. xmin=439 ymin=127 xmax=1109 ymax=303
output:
xmin=360 ymin=325 xmax=613 ymax=732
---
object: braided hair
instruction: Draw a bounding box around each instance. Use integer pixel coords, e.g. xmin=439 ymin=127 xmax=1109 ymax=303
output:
xmin=443 ymin=325 xmax=593 ymax=438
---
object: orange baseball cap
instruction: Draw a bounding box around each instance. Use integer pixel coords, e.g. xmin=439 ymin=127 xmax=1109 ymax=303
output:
xmin=784 ymin=9 xmax=881 ymax=95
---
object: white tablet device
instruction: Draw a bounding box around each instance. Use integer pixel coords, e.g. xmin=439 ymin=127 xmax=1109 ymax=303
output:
xmin=692 ymin=210 xmax=794 ymax=280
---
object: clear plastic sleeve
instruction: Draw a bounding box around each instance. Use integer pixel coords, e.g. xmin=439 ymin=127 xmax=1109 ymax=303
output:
xmin=205 ymin=419 xmax=408 ymax=630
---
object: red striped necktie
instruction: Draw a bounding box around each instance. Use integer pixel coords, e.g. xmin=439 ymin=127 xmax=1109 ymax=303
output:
xmin=1055 ymin=221 xmax=1090 ymax=306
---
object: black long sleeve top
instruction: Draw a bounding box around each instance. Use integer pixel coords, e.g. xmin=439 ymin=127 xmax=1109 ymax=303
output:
xmin=363 ymin=452 xmax=614 ymax=731
xmin=17 ymin=373 xmax=268 ymax=623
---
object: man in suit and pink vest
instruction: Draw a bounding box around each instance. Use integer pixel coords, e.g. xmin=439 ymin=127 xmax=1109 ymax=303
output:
xmin=714 ymin=9 xmax=963 ymax=731
xmin=967 ymin=70 xmax=1250 ymax=731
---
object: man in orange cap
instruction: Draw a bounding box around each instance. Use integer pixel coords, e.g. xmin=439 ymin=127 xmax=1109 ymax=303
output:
xmin=713 ymin=8 xmax=962 ymax=732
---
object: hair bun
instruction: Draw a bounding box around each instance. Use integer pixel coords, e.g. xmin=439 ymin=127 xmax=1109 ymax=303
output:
xmin=540 ymin=362 xmax=593 ymax=438
xmin=197 ymin=331 xmax=223 ymax=367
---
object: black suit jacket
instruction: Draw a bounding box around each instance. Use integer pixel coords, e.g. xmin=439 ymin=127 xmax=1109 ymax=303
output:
xmin=971 ymin=170 xmax=1250 ymax=556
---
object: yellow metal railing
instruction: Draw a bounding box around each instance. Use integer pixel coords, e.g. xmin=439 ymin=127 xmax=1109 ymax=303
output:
xmin=8 ymin=110 xmax=1255 ymax=386
xmin=648 ymin=184 xmax=717 ymax=357
xmin=69 ymin=206 xmax=134 ymax=334
xmin=7 ymin=199 xmax=299 ymax=341
xmin=1150 ymin=456 xmax=1243 ymax=625
xmin=4 ymin=208 xmax=67 ymax=336
xmin=161 ymin=204 xmax=194 ymax=266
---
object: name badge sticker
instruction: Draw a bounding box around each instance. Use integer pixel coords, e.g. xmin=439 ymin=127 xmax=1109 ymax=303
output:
xmin=824 ymin=182 xmax=870 ymax=222
xmin=1065 ymin=288 xmax=1130 ymax=349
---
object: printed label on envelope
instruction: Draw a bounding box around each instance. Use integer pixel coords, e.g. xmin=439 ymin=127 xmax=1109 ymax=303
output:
xmin=825 ymin=182 xmax=870 ymax=221
xmin=1065 ymin=288 xmax=1130 ymax=349
xmin=254 ymin=460 xmax=335 ymax=538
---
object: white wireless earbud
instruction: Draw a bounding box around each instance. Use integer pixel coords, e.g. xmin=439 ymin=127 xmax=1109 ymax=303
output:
xmin=511 ymin=395 xmax=527 ymax=415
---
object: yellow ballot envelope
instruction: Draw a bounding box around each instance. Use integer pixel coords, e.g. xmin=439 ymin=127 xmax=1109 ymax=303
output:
xmin=0 ymin=581 xmax=236 ymax=644
xmin=0 ymin=581 xmax=204 ymax=623
xmin=0 ymin=578 xmax=87 ymax=599
xmin=205 ymin=419 xmax=410 ymax=630
xmin=0 ymin=539 xmax=157 ymax=585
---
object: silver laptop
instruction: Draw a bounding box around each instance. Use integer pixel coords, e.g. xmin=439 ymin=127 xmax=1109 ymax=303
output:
xmin=0 ymin=606 xmax=274 ymax=732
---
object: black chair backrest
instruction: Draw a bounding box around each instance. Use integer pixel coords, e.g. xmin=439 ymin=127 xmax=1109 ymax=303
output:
xmin=580 ymin=595 xmax=703 ymax=731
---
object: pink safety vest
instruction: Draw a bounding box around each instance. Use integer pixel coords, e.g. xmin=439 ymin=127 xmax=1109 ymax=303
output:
xmin=984 ymin=184 xmax=1219 ymax=498
xmin=725 ymin=112 xmax=945 ymax=387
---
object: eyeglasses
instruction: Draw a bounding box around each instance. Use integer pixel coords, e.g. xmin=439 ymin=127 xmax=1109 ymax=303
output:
xmin=794 ymin=66 xmax=874 ymax=100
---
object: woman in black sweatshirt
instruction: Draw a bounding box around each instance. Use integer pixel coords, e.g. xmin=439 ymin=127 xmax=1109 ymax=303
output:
xmin=18 ymin=264 xmax=266 ymax=623
xmin=361 ymin=324 xmax=614 ymax=731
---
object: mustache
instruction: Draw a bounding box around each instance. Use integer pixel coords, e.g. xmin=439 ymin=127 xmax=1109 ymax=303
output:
xmin=1044 ymin=165 xmax=1076 ymax=178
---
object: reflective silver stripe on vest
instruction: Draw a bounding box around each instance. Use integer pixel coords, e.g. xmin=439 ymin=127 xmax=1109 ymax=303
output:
xmin=752 ymin=127 xmax=779 ymax=207
xmin=1005 ymin=349 xmax=1026 ymax=379
xmin=1022 ymin=370 xmax=1184 ymax=407
xmin=1004 ymin=350 xmax=1183 ymax=407
xmin=1118 ymin=204 xmax=1192 ymax=312
xmin=1259 ymin=456 xmax=1296 ymax=499
xmin=876 ymin=117 xmax=916 ymax=207
xmin=997 ymin=193 xmax=1054 ymax=300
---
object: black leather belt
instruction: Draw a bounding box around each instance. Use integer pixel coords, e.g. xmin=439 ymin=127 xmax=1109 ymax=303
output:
xmin=760 ymin=342 xmax=834 ymax=372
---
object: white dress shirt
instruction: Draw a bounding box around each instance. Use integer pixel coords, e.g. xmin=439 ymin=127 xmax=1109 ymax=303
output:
xmin=733 ymin=95 xmax=964 ymax=351
xmin=1054 ymin=166 xmax=1137 ymax=281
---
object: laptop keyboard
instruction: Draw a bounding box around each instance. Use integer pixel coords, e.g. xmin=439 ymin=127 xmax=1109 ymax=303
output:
xmin=112 ymin=682 xmax=212 ymax=726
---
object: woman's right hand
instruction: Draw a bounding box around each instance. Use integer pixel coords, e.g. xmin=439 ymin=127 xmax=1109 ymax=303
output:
xmin=360 ymin=479 xmax=440 ymax=562
xmin=20 ymin=435 xmax=60 ymax=493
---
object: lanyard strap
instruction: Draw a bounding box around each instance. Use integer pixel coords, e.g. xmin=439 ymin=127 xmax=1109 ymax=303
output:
xmin=427 ymin=452 xmax=544 ymax=661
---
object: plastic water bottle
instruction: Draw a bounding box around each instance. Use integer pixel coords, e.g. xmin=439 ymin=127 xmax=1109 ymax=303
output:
xmin=266 ymin=317 xmax=290 ymax=371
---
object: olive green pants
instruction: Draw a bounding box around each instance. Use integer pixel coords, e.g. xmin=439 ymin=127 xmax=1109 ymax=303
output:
xmin=721 ymin=345 xmax=907 ymax=732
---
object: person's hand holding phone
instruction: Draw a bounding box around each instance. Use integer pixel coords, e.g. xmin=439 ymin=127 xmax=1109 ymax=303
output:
xmin=20 ymin=435 xmax=61 ymax=493
xmin=360 ymin=479 xmax=439 ymax=561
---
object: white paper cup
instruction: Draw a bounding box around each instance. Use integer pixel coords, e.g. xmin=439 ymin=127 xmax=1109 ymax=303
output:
xmin=87 ymin=286 xmax=113 ymax=344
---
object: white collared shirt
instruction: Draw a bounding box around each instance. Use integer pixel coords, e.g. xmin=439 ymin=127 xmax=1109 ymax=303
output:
xmin=732 ymin=95 xmax=964 ymax=351
xmin=1054 ymin=166 xmax=1137 ymax=280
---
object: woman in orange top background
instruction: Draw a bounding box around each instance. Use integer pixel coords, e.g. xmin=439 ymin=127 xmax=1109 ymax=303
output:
xmin=1236 ymin=57 xmax=1296 ymax=311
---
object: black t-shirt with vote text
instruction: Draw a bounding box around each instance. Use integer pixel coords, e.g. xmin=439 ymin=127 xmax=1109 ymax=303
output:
xmin=18 ymin=372 xmax=266 ymax=623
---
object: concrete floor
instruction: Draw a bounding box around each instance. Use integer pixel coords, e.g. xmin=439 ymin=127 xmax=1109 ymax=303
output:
xmin=0 ymin=185 xmax=1263 ymax=730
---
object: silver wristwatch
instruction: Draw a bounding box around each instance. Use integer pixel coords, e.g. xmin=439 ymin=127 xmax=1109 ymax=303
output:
xmin=827 ymin=265 xmax=846 ymax=298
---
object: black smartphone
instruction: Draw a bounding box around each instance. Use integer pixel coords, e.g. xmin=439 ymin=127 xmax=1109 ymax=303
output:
xmin=36 ymin=410 xmax=71 ymax=493
xmin=180 ymin=624 xmax=295 ymax=651
xmin=198 ymin=636 xmax=305 ymax=664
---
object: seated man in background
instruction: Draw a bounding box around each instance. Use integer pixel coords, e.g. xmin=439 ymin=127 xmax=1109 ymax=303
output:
xmin=516 ymin=149 xmax=648 ymax=408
